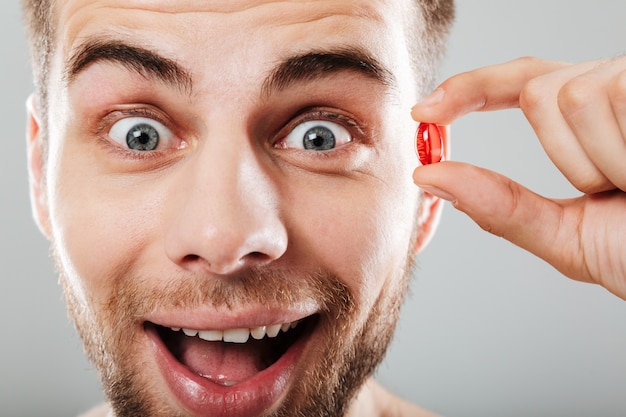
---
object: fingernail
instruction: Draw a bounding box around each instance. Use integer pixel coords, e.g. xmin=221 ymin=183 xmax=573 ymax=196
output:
xmin=417 ymin=184 xmax=456 ymax=202
xmin=414 ymin=88 xmax=445 ymax=109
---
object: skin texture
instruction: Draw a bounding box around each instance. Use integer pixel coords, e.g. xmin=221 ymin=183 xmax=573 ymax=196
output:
xmin=26 ymin=1 xmax=444 ymax=416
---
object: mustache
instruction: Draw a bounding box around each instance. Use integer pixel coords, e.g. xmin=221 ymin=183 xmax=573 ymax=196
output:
xmin=104 ymin=265 xmax=355 ymax=321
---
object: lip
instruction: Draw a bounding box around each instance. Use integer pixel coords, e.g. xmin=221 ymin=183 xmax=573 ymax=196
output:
xmin=146 ymin=303 xmax=318 ymax=331
xmin=146 ymin=315 xmax=316 ymax=417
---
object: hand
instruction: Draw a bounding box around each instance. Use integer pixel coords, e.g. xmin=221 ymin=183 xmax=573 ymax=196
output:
xmin=411 ymin=57 xmax=626 ymax=300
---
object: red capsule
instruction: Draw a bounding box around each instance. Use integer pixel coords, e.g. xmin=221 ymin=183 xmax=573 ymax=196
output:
xmin=415 ymin=123 xmax=444 ymax=165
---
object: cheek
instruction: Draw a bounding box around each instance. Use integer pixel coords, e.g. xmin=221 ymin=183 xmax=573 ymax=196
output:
xmin=293 ymin=124 xmax=421 ymax=308
xmin=284 ymin=170 xmax=420 ymax=309
xmin=47 ymin=153 xmax=164 ymax=306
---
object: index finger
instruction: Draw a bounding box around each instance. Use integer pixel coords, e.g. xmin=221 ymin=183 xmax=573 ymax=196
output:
xmin=411 ymin=57 xmax=569 ymax=125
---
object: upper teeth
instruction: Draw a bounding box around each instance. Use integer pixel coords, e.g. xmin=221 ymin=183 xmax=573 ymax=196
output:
xmin=171 ymin=320 xmax=300 ymax=344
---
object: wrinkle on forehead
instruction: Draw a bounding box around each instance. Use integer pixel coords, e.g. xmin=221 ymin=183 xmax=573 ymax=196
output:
xmin=52 ymin=0 xmax=415 ymax=106
xmin=55 ymin=0 xmax=396 ymax=62
xmin=58 ymin=0 xmax=389 ymax=20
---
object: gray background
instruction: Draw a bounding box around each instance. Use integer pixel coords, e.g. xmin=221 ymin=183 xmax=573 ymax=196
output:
xmin=1 ymin=1 xmax=625 ymax=416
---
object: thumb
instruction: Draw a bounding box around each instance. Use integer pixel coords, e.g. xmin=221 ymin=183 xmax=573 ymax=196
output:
xmin=413 ymin=161 xmax=585 ymax=282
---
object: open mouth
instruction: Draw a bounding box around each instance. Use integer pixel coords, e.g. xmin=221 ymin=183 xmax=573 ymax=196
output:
xmin=150 ymin=315 xmax=318 ymax=387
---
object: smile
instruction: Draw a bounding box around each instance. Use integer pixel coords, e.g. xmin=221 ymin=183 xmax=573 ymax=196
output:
xmin=171 ymin=318 xmax=303 ymax=345
xmin=146 ymin=314 xmax=318 ymax=417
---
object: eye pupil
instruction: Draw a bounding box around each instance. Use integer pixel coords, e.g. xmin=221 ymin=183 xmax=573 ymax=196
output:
xmin=303 ymin=126 xmax=335 ymax=151
xmin=312 ymin=136 xmax=324 ymax=147
xmin=127 ymin=124 xmax=160 ymax=151
xmin=135 ymin=131 xmax=150 ymax=145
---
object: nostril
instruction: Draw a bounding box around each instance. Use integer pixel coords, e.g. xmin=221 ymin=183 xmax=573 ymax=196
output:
xmin=180 ymin=254 xmax=214 ymax=273
xmin=247 ymin=251 xmax=268 ymax=261
xmin=177 ymin=252 xmax=272 ymax=275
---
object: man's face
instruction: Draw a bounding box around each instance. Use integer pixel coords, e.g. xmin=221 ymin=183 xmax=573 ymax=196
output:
xmin=30 ymin=1 xmax=435 ymax=416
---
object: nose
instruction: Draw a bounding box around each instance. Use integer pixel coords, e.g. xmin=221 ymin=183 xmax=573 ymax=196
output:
xmin=164 ymin=133 xmax=288 ymax=276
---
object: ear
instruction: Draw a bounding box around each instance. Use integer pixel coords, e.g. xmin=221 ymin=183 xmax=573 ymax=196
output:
xmin=412 ymin=125 xmax=450 ymax=254
xmin=26 ymin=94 xmax=52 ymax=239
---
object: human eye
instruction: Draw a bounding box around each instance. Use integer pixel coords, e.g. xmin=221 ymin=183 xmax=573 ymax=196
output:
xmin=281 ymin=120 xmax=352 ymax=151
xmin=108 ymin=116 xmax=177 ymax=152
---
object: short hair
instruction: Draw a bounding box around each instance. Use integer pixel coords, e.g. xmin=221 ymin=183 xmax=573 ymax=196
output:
xmin=21 ymin=0 xmax=455 ymax=135
xmin=409 ymin=0 xmax=456 ymax=92
xmin=21 ymin=0 xmax=54 ymax=129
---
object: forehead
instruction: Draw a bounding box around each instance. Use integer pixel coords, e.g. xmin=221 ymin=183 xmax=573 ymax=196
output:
xmin=56 ymin=0 xmax=409 ymax=38
xmin=53 ymin=0 xmax=413 ymax=70
xmin=57 ymin=0 xmax=400 ymax=15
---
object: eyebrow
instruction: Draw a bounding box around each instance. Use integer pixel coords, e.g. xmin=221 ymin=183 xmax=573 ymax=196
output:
xmin=65 ymin=38 xmax=193 ymax=94
xmin=261 ymin=48 xmax=397 ymax=98
xmin=65 ymin=38 xmax=395 ymax=98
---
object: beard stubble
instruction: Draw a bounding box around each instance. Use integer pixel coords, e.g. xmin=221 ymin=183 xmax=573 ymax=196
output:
xmin=57 ymin=252 xmax=415 ymax=417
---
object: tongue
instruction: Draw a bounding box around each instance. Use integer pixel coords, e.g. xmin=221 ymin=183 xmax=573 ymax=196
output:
xmin=179 ymin=336 xmax=266 ymax=385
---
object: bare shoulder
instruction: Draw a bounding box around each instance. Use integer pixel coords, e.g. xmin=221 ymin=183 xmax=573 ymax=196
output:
xmin=77 ymin=403 xmax=111 ymax=417
xmin=351 ymin=380 xmax=442 ymax=417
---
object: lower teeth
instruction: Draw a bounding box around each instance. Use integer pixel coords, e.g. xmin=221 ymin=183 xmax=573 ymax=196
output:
xmin=201 ymin=373 xmax=239 ymax=387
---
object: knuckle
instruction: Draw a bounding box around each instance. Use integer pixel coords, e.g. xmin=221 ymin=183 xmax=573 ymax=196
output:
xmin=513 ymin=56 xmax=545 ymax=67
xmin=557 ymin=75 xmax=595 ymax=116
xmin=607 ymin=69 xmax=626 ymax=105
xmin=504 ymin=180 xmax=523 ymax=219
xmin=519 ymin=76 xmax=547 ymax=115
xmin=514 ymin=58 xmax=550 ymax=112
